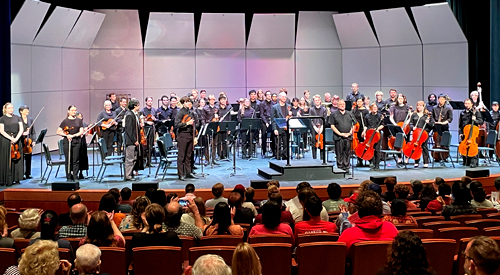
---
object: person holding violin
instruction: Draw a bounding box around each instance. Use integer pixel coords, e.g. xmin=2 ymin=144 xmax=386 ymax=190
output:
xmin=362 ymin=103 xmax=385 ymax=171
xmin=141 ymin=96 xmax=158 ymax=167
xmin=56 ymin=105 xmax=84 ymax=182
xmin=19 ymin=105 xmax=35 ymax=180
xmin=75 ymin=112 xmax=89 ymax=180
xmin=408 ymin=101 xmax=434 ymax=168
xmin=310 ymin=94 xmax=328 ymax=160
xmin=389 ymin=93 xmax=411 ymax=166
xmin=271 ymin=92 xmax=291 ymax=160
xmin=123 ymin=98 xmax=140 ymax=181
xmin=353 ymin=97 xmax=369 ymax=166
xmin=459 ymin=98 xmax=483 ymax=167
xmin=96 ymin=100 xmax=117 ymax=157
xmin=175 ymin=96 xmax=198 ymax=181
xmin=329 ymin=99 xmax=356 ymax=174
xmin=0 ymin=103 xmax=24 ymax=186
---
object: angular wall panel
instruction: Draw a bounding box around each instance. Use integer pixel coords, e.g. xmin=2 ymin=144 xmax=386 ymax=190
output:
xmin=90 ymin=49 xmax=144 ymax=90
xmin=92 ymin=10 xmax=142 ymax=49
xmin=333 ymin=12 xmax=379 ymax=48
xmin=32 ymin=7 xmax=81 ymax=47
xmin=197 ymin=13 xmax=245 ymax=49
xmin=64 ymin=11 xmax=106 ymax=49
xmin=144 ymin=49 xmax=195 ymax=89
xmin=246 ymin=50 xmax=295 ymax=88
xmin=411 ymin=4 xmax=467 ymax=44
xmin=296 ymin=49 xmax=342 ymax=87
xmin=195 ymin=50 xmax=246 ymax=88
xmin=62 ymin=48 xmax=90 ymax=91
xmin=10 ymin=0 xmax=50 ymax=45
xmin=32 ymin=46 xmax=62 ymax=92
xmin=11 ymin=44 xmax=31 ymax=94
xmin=342 ymin=48 xmax=380 ymax=88
xmin=423 ymin=43 xmax=468 ymax=87
xmin=144 ymin=13 xmax=195 ymax=49
xmin=370 ymin=8 xmax=421 ymax=47
xmin=247 ymin=14 xmax=295 ymax=49
xmin=296 ymin=11 xmax=341 ymax=50
xmin=380 ymin=45 xmax=422 ymax=87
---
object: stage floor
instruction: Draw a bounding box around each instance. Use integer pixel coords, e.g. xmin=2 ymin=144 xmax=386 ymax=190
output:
xmin=4 ymin=148 xmax=500 ymax=190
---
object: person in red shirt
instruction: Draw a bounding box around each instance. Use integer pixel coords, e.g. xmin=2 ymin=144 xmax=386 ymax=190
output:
xmin=294 ymin=195 xmax=336 ymax=242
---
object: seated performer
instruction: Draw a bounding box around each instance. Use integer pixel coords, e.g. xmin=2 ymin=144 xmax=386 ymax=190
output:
xmin=329 ymin=100 xmax=355 ymax=173
xmin=353 ymin=97 xmax=369 ymax=166
xmin=362 ymin=103 xmax=385 ymax=171
xmin=459 ymin=98 xmax=483 ymax=167
xmin=409 ymin=101 xmax=434 ymax=168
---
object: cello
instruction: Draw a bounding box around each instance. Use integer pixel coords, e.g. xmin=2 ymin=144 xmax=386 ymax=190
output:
xmin=354 ymin=114 xmax=384 ymax=161
xmin=403 ymin=113 xmax=429 ymax=160
xmin=388 ymin=106 xmax=412 ymax=150
xmin=458 ymin=107 xmax=480 ymax=158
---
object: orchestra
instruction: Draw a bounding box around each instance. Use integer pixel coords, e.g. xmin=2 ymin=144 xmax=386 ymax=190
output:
xmin=4 ymin=82 xmax=500 ymax=184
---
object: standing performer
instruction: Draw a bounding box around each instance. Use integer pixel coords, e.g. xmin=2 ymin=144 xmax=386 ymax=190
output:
xmin=56 ymin=105 xmax=84 ymax=182
xmin=0 ymin=103 xmax=24 ymax=186
xmin=109 ymin=93 xmax=120 ymax=111
xmin=490 ymin=101 xmax=500 ymax=132
xmin=217 ymin=95 xmax=231 ymax=160
xmin=353 ymin=97 xmax=369 ymax=166
xmin=238 ymin=98 xmax=256 ymax=159
xmin=389 ymin=93 xmax=411 ymax=165
xmin=374 ymin=91 xmax=387 ymax=114
xmin=124 ymin=99 xmax=140 ymax=181
xmin=426 ymin=94 xmax=437 ymax=113
xmin=362 ymin=103 xmax=384 ymax=171
xmin=309 ymin=94 xmax=328 ymax=160
xmin=75 ymin=112 xmax=89 ymax=180
xmin=345 ymin=83 xmax=365 ymax=104
xmin=96 ymin=100 xmax=117 ymax=157
xmin=329 ymin=100 xmax=355 ymax=173
xmin=271 ymin=92 xmax=291 ymax=160
xmin=157 ymin=95 xmax=171 ymax=136
xmin=175 ymin=96 xmax=197 ymax=180
xmin=432 ymin=94 xmax=453 ymax=148
xmin=141 ymin=97 xmax=158 ymax=167
xmin=19 ymin=105 xmax=35 ymax=180
xmin=385 ymin=89 xmax=398 ymax=108
xmin=409 ymin=101 xmax=434 ymax=168
xmin=202 ymin=94 xmax=219 ymax=166
xmin=260 ymin=91 xmax=274 ymax=158
xmin=290 ymin=97 xmax=302 ymax=158
xmin=114 ymin=97 xmax=128 ymax=155
xmin=459 ymin=98 xmax=483 ymax=167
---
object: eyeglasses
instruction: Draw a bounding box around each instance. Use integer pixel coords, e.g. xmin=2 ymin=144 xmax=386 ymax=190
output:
xmin=462 ymin=250 xmax=474 ymax=262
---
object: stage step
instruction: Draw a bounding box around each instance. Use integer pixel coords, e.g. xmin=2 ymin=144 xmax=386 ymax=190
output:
xmin=257 ymin=160 xmax=346 ymax=181
xmin=258 ymin=167 xmax=282 ymax=180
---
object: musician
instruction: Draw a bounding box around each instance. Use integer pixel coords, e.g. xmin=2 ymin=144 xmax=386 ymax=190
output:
xmin=310 ymin=94 xmax=328 ymax=160
xmin=303 ymin=90 xmax=311 ymax=107
xmin=141 ymin=97 xmax=158 ymax=167
xmin=290 ymin=98 xmax=302 ymax=158
xmin=459 ymin=98 xmax=483 ymax=167
xmin=96 ymin=100 xmax=117 ymax=157
xmin=364 ymin=96 xmax=370 ymax=108
xmin=216 ymin=95 xmax=231 ymax=160
xmin=168 ymin=97 xmax=180 ymax=133
xmin=389 ymin=93 xmax=411 ymax=166
xmin=157 ymin=95 xmax=171 ymax=135
xmin=257 ymin=89 xmax=265 ymax=102
xmin=329 ymin=99 xmax=355 ymax=173
xmin=470 ymin=90 xmax=486 ymax=110
xmin=249 ymin=90 xmax=260 ymax=116
xmin=191 ymin=89 xmax=200 ymax=108
xmin=324 ymin=93 xmax=332 ymax=103
xmin=353 ymin=97 xmax=369 ymax=166
xmin=426 ymin=94 xmax=437 ymax=113
xmin=432 ymin=94 xmax=453 ymax=147
xmin=271 ymin=92 xmax=291 ymax=160
xmin=280 ymin=88 xmax=291 ymax=104
xmin=238 ymin=98 xmax=256 ymax=159
xmin=409 ymin=101 xmax=434 ymax=168
xmin=362 ymin=103 xmax=385 ymax=171
xmin=0 ymin=103 xmax=24 ymax=186
xmin=19 ymin=105 xmax=35 ymax=180
xmin=123 ymin=98 xmax=140 ymax=181
xmin=260 ymin=91 xmax=275 ymax=158
xmin=202 ymin=94 xmax=220 ymax=165
xmin=175 ymin=96 xmax=197 ymax=180
xmin=384 ymin=89 xmax=398 ymax=107
xmin=109 ymin=93 xmax=119 ymax=111
xmin=490 ymin=101 xmax=500 ymax=131
xmin=200 ymin=90 xmax=207 ymax=102
xmin=75 ymin=112 xmax=89 ymax=180
xmin=115 ymin=97 xmax=128 ymax=154
xmin=57 ymin=105 xmax=84 ymax=182
xmin=345 ymin=83 xmax=365 ymax=104
xmin=331 ymin=95 xmax=340 ymax=113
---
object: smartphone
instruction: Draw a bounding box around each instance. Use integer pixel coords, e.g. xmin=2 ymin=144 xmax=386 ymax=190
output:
xmin=179 ymin=199 xmax=188 ymax=207
xmin=491 ymin=191 xmax=499 ymax=203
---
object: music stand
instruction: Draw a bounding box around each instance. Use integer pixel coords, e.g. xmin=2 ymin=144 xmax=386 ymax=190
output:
xmin=345 ymin=101 xmax=353 ymax=111
xmin=34 ymin=128 xmax=47 ymax=181
xmin=206 ymin=121 xmax=219 ymax=168
xmin=288 ymin=118 xmax=307 ymax=162
xmin=241 ymin=118 xmax=261 ymax=161
xmin=450 ymin=101 xmax=466 ymax=110
xmin=218 ymin=121 xmax=234 ymax=162
xmin=88 ymin=131 xmax=99 ymax=180
xmin=481 ymin=110 xmax=493 ymax=124
xmin=197 ymin=124 xmax=209 ymax=177
xmin=274 ymin=118 xmax=288 ymax=160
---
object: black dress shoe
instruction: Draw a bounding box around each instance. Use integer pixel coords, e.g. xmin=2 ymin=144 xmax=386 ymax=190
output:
xmin=179 ymin=176 xmax=186 ymax=181
xmin=26 ymin=176 xmax=32 ymax=179
xmin=186 ymin=173 xmax=197 ymax=179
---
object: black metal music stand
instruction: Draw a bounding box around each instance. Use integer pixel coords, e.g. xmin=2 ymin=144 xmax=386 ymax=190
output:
xmin=241 ymin=118 xmax=261 ymax=161
xmin=88 ymin=131 xmax=99 ymax=180
xmin=197 ymin=124 xmax=209 ymax=178
xmin=218 ymin=121 xmax=234 ymax=162
xmin=33 ymin=128 xmax=47 ymax=182
xmin=274 ymin=118 xmax=288 ymax=160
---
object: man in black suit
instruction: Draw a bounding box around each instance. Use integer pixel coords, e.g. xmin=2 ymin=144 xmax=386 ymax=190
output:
xmin=271 ymin=92 xmax=291 ymax=160
xmin=124 ymin=99 xmax=140 ymax=181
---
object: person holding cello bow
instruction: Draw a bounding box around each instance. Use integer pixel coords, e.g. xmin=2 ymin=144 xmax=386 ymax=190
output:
xmin=407 ymin=101 xmax=434 ymax=168
xmin=389 ymin=93 xmax=412 ymax=166
xmin=329 ymin=99 xmax=356 ymax=174
xmin=175 ymin=96 xmax=198 ymax=181
xmin=353 ymin=97 xmax=369 ymax=166
xmin=96 ymin=100 xmax=118 ymax=157
xmin=459 ymin=98 xmax=483 ymax=167
xmin=238 ymin=98 xmax=256 ymax=159
xmin=310 ymin=94 xmax=328 ymax=160
xmin=57 ymin=105 xmax=84 ymax=182
xmin=123 ymin=98 xmax=141 ymax=181
xmin=19 ymin=105 xmax=37 ymax=180
xmin=0 ymin=103 xmax=24 ymax=186
xmin=359 ymin=102 xmax=385 ymax=171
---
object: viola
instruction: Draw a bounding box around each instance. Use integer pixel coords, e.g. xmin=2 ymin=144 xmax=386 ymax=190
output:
xmin=458 ymin=108 xmax=479 ymax=158
xmin=23 ymin=137 xmax=33 ymax=154
xmin=354 ymin=114 xmax=384 ymax=161
xmin=403 ymin=114 xmax=429 ymax=160
xmin=11 ymin=143 xmax=21 ymax=160
xmin=62 ymin=126 xmax=74 ymax=135
xmin=140 ymin=128 xmax=147 ymax=146
xmin=316 ymin=133 xmax=324 ymax=149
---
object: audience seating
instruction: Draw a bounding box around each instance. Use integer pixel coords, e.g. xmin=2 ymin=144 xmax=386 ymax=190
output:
xmin=350 ymin=241 xmax=392 ymax=275
xmin=121 ymin=229 xmax=142 ymax=236
xmin=484 ymin=226 xmax=500 ymax=237
xmin=6 ymin=211 xmax=21 ymax=232
xmin=199 ymin=235 xmax=243 ymax=247
xmin=296 ymin=233 xmax=339 ymax=245
xmin=296 ymin=242 xmax=346 ymax=275
xmin=407 ymin=229 xmax=434 ymax=239
xmin=476 ymin=208 xmax=498 ymax=218
xmin=13 ymin=239 xmax=31 ymax=254
xmin=62 ymin=238 xmax=82 ymax=254
xmin=189 ymin=246 xmax=235 ymax=266
xmin=414 ymin=216 xmax=445 ymax=228
xmin=486 ymin=212 xmax=500 ymax=219
xmin=0 ymin=248 xmax=17 ymax=274
xmin=436 ymin=227 xmax=479 ymax=255
xmin=464 ymin=219 xmax=500 ymax=234
xmin=248 ymin=234 xmax=293 ymax=245
xmin=394 ymin=223 xmax=419 ymax=230
xmin=423 ymin=221 xmax=461 ymax=237
xmin=132 ymin=246 xmax=182 ymax=275
xmin=449 ymin=214 xmax=483 ymax=225
xmin=408 ymin=211 xmax=433 ymax=217
xmin=422 ymin=239 xmax=456 ymax=275
xmin=179 ymin=236 xmax=195 ymax=269
xmin=99 ymin=247 xmax=127 ymax=275
xmin=251 ymin=243 xmax=293 ymax=275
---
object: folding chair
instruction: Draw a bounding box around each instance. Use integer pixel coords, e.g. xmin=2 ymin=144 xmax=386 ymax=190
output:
xmin=429 ymin=131 xmax=454 ymax=168
xmin=41 ymin=143 xmax=65 ymax=183
xmin=380 ymin=132 xmax=406 ymax=170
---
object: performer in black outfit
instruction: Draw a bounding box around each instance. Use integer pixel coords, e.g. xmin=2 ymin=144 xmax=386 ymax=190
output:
xmin=384 ymin=89 xmax=398 ymax=108
xmin=309 ymin=95 xmax=328 ymax=160
xmin=432 ymin=94 xmax=453 ymax=148
xmin=157 ymin=95 xmax=171 ymax=136
xmin=124 ymin=99 xmax=140 ymax=181
xmin=490 ymin=101 xmax=500 ymax=131
xmin=114 ymin=97 xmax=128 ymax=155
xmin=202 ymin=94 xmax=219 ymax=165
xmin=19 ymin=105 xmax=35 ymax=180
xmin=57 ymin=105 xmax=84 ymax=181
xmin=0 ymin=103 xmax=24 ymax=186
xmin=426 ymin=93 xmax=437 ymax=113
xmin=329 ymin=100 xmax=355 ymax=173
xmin=271 ymin=92 xmax=291 ymax=160
xmin=141 ymin=97 xmax=158 ymax=167
xmin=345 ymin=83 xmax=365 ymax=104
xmin=238 ymin=98 xmax=255 ymax=159
xmin=353 ymin=97 xmax=369 ymax=166
xmin=459 ymin=98 xmax=483 ymax=167
xmin=363 ymin=103 xmax=385 ymax=171
xmin=259 ymin=91 xmax=275 ymax=157
xmin=217 ymin=95 xmax=231 ymax=160
xmin=96 ymin=100 xmax=117 ymax=157
xmin=75 ymin=112 xmax=89 ymax=180
xmin=409 ymin=101 xmax=434 ymax=168
xmin=175 ymin=96 xmax=197 ymax=181
xmin=109 ymin=93 xmax=120 ymax=111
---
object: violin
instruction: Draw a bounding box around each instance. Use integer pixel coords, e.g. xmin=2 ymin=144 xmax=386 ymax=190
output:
xmin=11 ymin=143 xmax=21 ymax=160
xmin=403 ymin=114 xmax=429 ymax=160
xmin=23 ymin=137 xmax=33 ymax=154
xmin=354 ymin=114 xmax=384 ymax=161
xmin=140 ymin=128 xmax=147 ymax=146
xmin=212 ymin=109 xmax=219 ymax=122
xmin=316 ymin=133 xmax=324 ymax=150
xmin=351 ymin=122 xmax=360 ymax=150
xmin=62 ymin=126 xmax=74 ymax=135
xmin=458 ymin=107 xmax=480 ymax=158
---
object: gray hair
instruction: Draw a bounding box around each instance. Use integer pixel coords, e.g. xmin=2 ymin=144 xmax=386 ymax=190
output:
xmin=192 ymin=254 xmax=231 ymax=275
xmin=75 ymin=244 xmax=102 ymax=274
xmin=19 ymin=209 xmax=40 ymax=230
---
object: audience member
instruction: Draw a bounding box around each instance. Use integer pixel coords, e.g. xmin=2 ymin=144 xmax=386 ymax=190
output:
xmin=131 ymin=204 xmax=181 ymax=250
xmin=323 ymin=182 xmax=347 ymax=212
xmin=260 ymin=185 xmax=281 ymax=207
xmin=298 ymin=188 xmax=329 ymax=222
xmin=59 ymin=193 xmax=81 ymax=226
xmin=203 ymin=202 xmax=243 ymax=236
xmin=120 ymin=187 xmax=133 ymax=207
xmin=295 ymin=196 xmax=336 ymax=241
xmin=29 ymin=210 xmax=72 ymax=252
xmin=432 ymin=177 xmax=445 ymax=192
xmin=184 ymin=254 xmax=231 ymax=275
xmin=10 ymin=208 xmax=41 ymax=239
xmin=368 ymin=183 xmax=391 ymax=214
xmin=394 ymin=184 xmax=418 ymax=209
xmin=338 ymin=190 xmax=398 ymax=251
xmin=471 ymin=186 xmax=494 ymax=208
xmin=244 ymin=187 xmax=260 ymax=208
xmin=408 ymin=179 xmax=423 ymax=201
xmin=381 ymin=199 xmax=418 ymax=226
xmin=232 ymin=242 xmax=262 ymax=275
xmin=58 ymin=203 xmax=88 ymax=238
xmin=464 ymin=236 xmax=500 ymax=275
xmin=254 ymin=192 xmax=294 ymax=227
xmin=99 ymin=193 xmax=126 ymax=226
xmin=181 ymin=197 xmax=211 ymax=226
xmin=164 ymin=201 xmax=203 ymax=240
xmin=249 ymin=200 xmax=294 ymax=244
xmin=234 ymin=184 xmax=258 ymax=216
xmin=285 ymin=182 xmax=311 ymax=221
xmin=425 ymin=183 xmax=452 ymax=213
xmin=358 ymin=180 xmax=373 ymax=192
xmin=205 ymin=183 xmax=228 ymax=208
xmin=335 ymin=193 xmax=359 ymax=234
xmin=376 ymin=231 xmax=436 ymax=275
xmin=0 ymin=205 xmax=13 ymax=248
xmin=83 ymin=211 xmax=125 ymax=247
xmin=492 ymin=177 xmax=500 ymax=210
xmin=442 ymin=180 xmax=477 ymax=220
xmin=185 ymin=183 xmax=196 ymax=197
xmin=419 ymin=184 xmax=437 ymax=211
xmin=381 ymin=177 xmax=397 ymax=202
xmin=228 ymin=192 xmax=255 ymax=225
xmin=119 ymin=196 xmax=151 ymax=232
xmin=108 ymin=188 xmax=132 ymax=213
xmin=155 ymin=189 xmax=167 ymax=207
xmin=166 ymin=193 xmax=178 ymax=204
xmin=74 ymin=244 xmax=109 ymax=275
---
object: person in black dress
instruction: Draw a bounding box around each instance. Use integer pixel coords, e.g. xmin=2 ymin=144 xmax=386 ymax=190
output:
xmin=96 ymin=100 xmax=117 ymax=157
xmin=0 ymin=103 xmax=24 ymax=186
xmin=19 ymin=105 xmax=35 ymax=180
xmin=56 ymin=105 xmax=84 ymax=181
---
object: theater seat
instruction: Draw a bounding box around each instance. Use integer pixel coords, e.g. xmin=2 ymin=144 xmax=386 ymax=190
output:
xmin=436 ymin=227 xmax=479 ymax=255
xmin=132 ymin=246 xmax=182 ymax=275
xmin=476 ymin=208 xmax=498 ymax=218
xmin=296 ymin=242 xmax=346 ymax=275
xmin=296 ymin=233 xmax=339 ymax=246
xmin=450 ymin=214 xmax=482 ymax=225
xmin=248 ymin=234 xmax=293 ymax=245
xmin=99 ymin=247 xmax=127 ymax=275
xmin=407 ymin=229 xmax=434 ymax=239
xmin=422 ymin=221 xmax=461 ymax=238
xmin=414 ymin=215 xmax=445 ymax=228
xmin=189 ymin=246 xmax=235 ymax=266
xmin=251 ymin=243 xmax=292 ymax=275
xmin=464 ymin=219 xmax=500 ymax=234
xmin=199 ymin=235 xmax=243 ymax=247
xmin=484 ymin=226 xmax=500 ymax=237
xmin=422 ymin=239 xmax=456 ymax=275
xmin=350 ymin=241 xmax=392 ymax=275
xmin=0 ymin=248 xmax=17 ymax=275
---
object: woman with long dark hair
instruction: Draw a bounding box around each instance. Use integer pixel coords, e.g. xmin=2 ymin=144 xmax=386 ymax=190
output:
xmin=29 ymin=210 xmax=72 ymax=252
xmin=249 ymin=200 xmax=294 ymax=243
xmin=83 ymin=211 xmax=125 ymax=247
xmin=203 ymin=202 xmax=243 ymax=236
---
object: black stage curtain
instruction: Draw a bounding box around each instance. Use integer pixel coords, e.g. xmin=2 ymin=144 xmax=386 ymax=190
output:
xmin=0 ymin=0 xmax=11 ymax=107
xmin=491 ymin=0 xmax=500 ymax=103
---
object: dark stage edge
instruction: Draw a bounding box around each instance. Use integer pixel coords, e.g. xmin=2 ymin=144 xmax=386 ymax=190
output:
xmin=3 ymin=153 xmax=500 ymax=191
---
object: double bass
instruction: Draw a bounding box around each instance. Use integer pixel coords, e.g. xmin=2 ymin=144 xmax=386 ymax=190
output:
xmin=458 ymin=107 xmax=480 ymax=158
xmin=354 ymin=114 xmax=384 ymax=161
xmin=403 ymin=114 xmax=429 ymax=160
